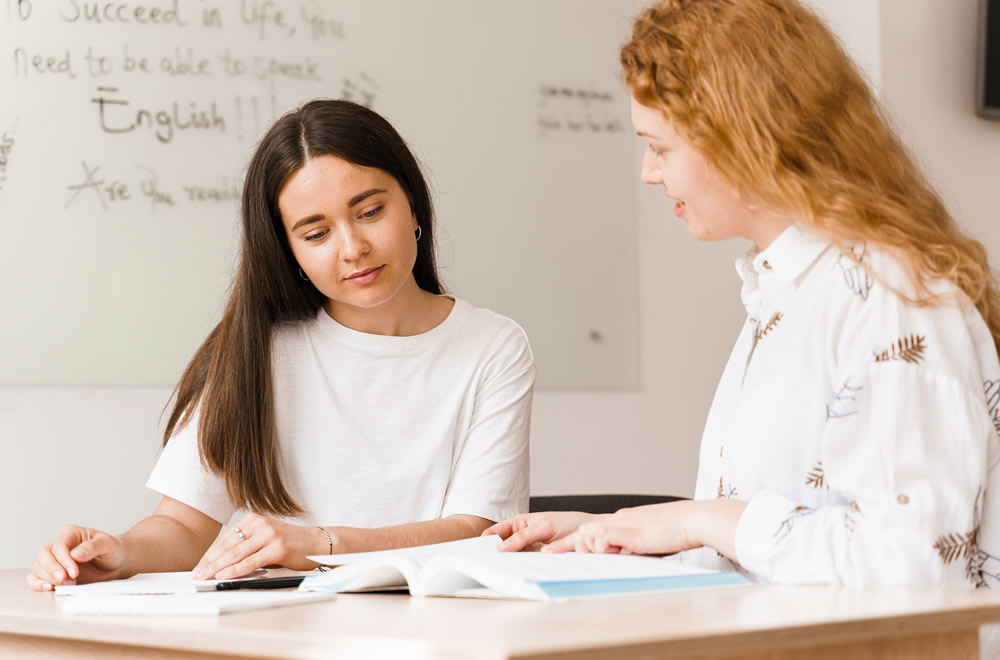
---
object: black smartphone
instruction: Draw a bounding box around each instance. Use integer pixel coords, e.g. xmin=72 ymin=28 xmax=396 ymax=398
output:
xmin=215 ymin=576 xmax=306 ymax=590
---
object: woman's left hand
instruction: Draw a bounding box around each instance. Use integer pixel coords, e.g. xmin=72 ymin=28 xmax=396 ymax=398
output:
xmin=191 ymin=513 xmax=331 ymax=580
xmin=541 ymin=499 xmax=746 ymax=558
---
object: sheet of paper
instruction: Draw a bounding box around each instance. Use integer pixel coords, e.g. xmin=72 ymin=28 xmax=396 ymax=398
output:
xmin=59 ymin=590 xmax=336 ymax=615
xmin=53 ymin=569 xmax=266 ymax=595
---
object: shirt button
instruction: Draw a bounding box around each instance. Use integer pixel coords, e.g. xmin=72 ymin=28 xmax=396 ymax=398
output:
xmin=762 ymin=260 xmax=772 ymax=270
xmin=897 ymin=494 xmax=910 ymax=505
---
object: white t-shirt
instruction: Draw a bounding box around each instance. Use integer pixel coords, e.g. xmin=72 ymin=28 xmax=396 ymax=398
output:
xmin=146 ymin=296 xmax=535 ymax=527
xmin=690 ymin=224 xmax=1000 ymax=588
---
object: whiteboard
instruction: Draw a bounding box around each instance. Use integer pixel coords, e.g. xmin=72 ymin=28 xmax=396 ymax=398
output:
xmin=0 ymin=0 xmax=638 ymax=389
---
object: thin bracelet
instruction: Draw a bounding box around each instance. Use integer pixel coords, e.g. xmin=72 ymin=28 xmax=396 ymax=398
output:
xmin=317 ymin=526 xmax=333 ymax=555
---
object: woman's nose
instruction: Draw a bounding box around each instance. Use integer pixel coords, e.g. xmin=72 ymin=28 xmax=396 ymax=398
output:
xmin=339 ymin=225 xmax=371 ymax=260
xmin=640 ymin=150 xmax=663 ymax=185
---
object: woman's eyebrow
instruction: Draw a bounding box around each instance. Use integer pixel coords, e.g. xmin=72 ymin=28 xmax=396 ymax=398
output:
xmin=347 ymin=188 xmax=387 ymax=208
xmin=291 ymin=215 xmax=323 ymax=232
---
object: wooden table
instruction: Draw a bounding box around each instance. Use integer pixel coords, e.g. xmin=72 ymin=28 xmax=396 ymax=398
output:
xmin=2 ymin=568 xmax=999 ymax=659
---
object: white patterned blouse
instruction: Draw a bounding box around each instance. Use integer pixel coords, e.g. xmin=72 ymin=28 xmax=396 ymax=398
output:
xmin=691 ymin=223 xmax=1000 ymax=587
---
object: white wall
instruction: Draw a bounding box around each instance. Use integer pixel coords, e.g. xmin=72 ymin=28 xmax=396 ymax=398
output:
xmin=6 ymin=0 xmax=998 ymax=571
xmin=879 ymin=0 xmax=1000 ymax=255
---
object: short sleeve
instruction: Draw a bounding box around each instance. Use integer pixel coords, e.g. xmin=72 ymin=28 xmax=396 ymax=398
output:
xmin=440 ymin=325 xmax=535 ymax=523
xmin=145 ymin=412 xmax=237 ymax=525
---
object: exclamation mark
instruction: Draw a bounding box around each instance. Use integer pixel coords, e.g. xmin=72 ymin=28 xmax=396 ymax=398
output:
xmin=235 ymin=96 xmax=243 ymax=140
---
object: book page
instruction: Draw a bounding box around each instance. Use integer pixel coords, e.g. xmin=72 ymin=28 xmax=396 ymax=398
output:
xmin=306 ymin=534 xmax=502 ymax=568
xmin=415 ymin=552 xmax=748 ymax=601
xmin=428 ymin=552 xmax=716 ymax=582
xmin=301 ymin=554 xmax=424 ymax=592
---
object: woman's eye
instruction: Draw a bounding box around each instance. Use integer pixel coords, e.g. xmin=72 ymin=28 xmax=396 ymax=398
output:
xmin=360 ymin=205 xmax=383 ymax=220
xmin=647 ymin=144 xmax=664 ymax=157
xmin=304 ymin=229 xmax=329 ymax=242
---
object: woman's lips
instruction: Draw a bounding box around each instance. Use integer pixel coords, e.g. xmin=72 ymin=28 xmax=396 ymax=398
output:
xmin=346 ymin=265 xmax=384 ymax=285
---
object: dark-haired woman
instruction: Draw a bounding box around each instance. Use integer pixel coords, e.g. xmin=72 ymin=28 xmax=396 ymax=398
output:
xmin=27 ymin=100 xmax=534 ymax=589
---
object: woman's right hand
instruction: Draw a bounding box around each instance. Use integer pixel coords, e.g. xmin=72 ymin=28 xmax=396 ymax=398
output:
xmin=484 ymin=511 xmax=603 ymax=552
xmin=26 ymin=526 xmax=126 ymax=591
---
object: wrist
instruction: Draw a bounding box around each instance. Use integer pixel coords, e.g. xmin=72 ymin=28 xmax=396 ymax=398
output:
xmin=693 ymin=499 xmax=746 ymax=560
xmin=109 ymin=533 xmax=132 ymax=579
xmin=316 ymin=526 xmax=333 ymax=556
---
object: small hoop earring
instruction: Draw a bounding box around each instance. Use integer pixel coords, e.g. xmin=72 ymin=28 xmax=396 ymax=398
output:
xmin=415 ymin=226 xmax=422 ymax=241
xmin=298 ymin=268 xmax=309 ymax=281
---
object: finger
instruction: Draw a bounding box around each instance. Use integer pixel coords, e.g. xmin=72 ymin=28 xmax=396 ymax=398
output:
xmin=497 ymin=524 xmax=551 ymax=552
xmin=213 ymin=547 xmax=271 ymax=581
xmin=34 ymin=547 xmax=70 ymax=586
xmin=590 ymin=528 xmax=623 ymax=554
xmin=482 ymin=518 xmax=516 ymax=539
xmin=196 ymin=528 xmax=263 ymax=579
xmin=26 ymin=569 xmax=53 ymax=592
xmin=50 ymin=542 xmax=81 ymax=581
xmin=30 ymin=558 xmax=58 ymax=589
xmin=541 ymin=534 xmax=576 ymax=554
xmin=585 ymin=524 xmax=646 ymax=555
xmin=192 ymin=538 xmax=226 ymax=576
xmin=69 ymin=534 xmax=116 ymax=564
xmin=194 ymin=526 xmax=246 ymax=578
xmin=210 ymin=530 xmax=279 ymax=581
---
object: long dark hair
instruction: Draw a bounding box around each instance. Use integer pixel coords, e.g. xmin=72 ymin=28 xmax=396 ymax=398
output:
xmin=163 ymin=100 xmax=443 ymax=516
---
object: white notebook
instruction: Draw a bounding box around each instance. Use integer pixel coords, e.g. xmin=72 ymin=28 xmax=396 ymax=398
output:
xmin=52 ymin=570 xmax=266 ymax=595
xmin=59 ymin=590 xmax=336 ymax=616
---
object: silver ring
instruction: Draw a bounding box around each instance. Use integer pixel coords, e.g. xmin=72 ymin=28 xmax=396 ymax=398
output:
xmin=234 ymin=526 xmax=246 ymax=542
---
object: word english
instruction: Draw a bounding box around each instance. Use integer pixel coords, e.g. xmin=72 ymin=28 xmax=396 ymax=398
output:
xmin=91 ymin=87 xmax=225 ymax=143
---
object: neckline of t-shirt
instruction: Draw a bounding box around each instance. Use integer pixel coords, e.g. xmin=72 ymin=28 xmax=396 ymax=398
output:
xmin=312 ymin=295 xmax=466 ymax=350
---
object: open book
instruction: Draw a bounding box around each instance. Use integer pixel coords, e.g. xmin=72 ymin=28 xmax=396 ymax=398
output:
xmin=300 ymin=535 xmax=748 ymax=601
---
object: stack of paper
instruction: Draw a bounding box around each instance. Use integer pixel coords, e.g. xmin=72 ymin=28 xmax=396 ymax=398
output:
xmin=55 ymin=571 xmax=335 ymax=615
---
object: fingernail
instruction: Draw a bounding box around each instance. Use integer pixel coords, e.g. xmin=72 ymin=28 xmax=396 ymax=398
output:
xmin=42 ymin=583 xmax=51 ymax=590
xmin=192 ymin=568 xmax=206 ymax=579
xmin=54 ymin=570 xmax=63 ymax=582
xmin=497 ymin=540 xmax=509 ymax=550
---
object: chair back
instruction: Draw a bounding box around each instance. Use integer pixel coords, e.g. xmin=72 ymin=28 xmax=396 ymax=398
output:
xmin=528 ymin=494 xmax=685 ymax=515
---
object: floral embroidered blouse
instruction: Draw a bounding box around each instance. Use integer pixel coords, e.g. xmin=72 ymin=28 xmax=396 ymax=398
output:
xmin=691 ymin=224 xmax=1000 ymax=587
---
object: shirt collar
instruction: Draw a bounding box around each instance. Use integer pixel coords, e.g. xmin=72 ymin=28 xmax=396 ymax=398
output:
xmin=736 ymin=223 xmax=833 ymax=285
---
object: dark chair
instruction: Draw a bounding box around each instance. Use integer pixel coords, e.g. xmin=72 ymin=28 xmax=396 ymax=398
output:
xmin=528 ymin=494 xmax=687 ymax=515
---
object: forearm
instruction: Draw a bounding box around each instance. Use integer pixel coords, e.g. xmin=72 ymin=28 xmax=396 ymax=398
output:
xmin=326 ymin=515 xmax=493 ymax=555
xmin=689 ymin=499 xmax=747 ymax=562
xmin=116 ymin=514 xmax=218 ymax=578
